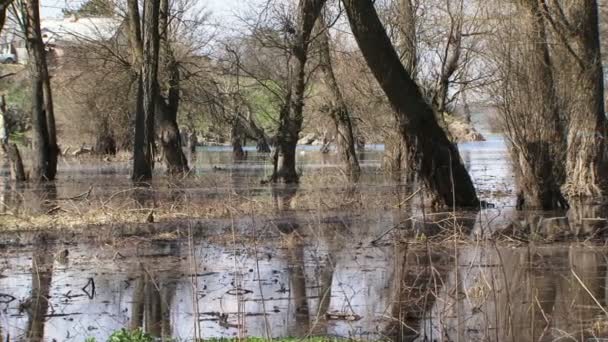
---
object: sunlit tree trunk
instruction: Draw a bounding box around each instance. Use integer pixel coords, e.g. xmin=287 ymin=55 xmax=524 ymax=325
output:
xmin=342 ymin=0 xmax=478 ymax=207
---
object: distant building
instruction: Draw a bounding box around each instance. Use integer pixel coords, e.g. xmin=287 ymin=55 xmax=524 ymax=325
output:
xmin=0 ymin=15 xmax=122 ymax=65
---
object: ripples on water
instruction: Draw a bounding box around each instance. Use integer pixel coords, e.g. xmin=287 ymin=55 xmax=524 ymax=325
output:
xmin=1 ymin=139 xmax=608 ymax=341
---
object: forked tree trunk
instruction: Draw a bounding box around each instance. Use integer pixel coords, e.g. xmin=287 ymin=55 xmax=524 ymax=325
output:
xmin=317 ymin=15 xmax=360 ymax=176
xmin=561 ymin=0 xmax=607 ymax=198
xmin=507 ymin=0 xmax=568 ymax=209
xmin=271 ymin=0 xmax=326 ymax=183
xmin=157 ymin=0 xmax=189 ymax=174
xmin=25 ymin=0 xmax=56 ymax=181
xmin=132 ymin=0 xmax=161 ymax=181
xmin=342 ymin=0 xmax=478 ymax=207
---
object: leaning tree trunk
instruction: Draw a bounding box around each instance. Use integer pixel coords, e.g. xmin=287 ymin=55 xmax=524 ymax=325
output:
xmin=157 ymin=0 xmax=189 ymax=174
xmin=25 ymin=0 xmax=55 ymax=181
xmin=561 ymin=0 xmax=607 ymax=198
xmin=271 ymin=0 xmax=326 ymax=183
xmin=505 ymin=0 xmax=568 ymax=209
xmin=132 ymin=0 xmax=161 ymax=181
xmin=342 ymin=0 xmax=478 ymax=207
xmin=317 ymin=15 xmax=360 ymax=176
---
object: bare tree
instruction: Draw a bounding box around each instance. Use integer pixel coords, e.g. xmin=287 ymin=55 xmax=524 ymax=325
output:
xmin=316 ymin=13 xmax=360 ymax=177
xmin=270 ymin=0 xmax=326 ymax=183
xmin=492 ymin=0 xmax=568 ymax=209
xmin=541 ymin=0 xmax=607 ymax=198
xmin=156 ymin=0 xmax=189 ymax=174
xmin=342 ymin=0 xmax=478 ymax=207
xmin=130 ymin=0 xmax=161 ymax=181
xmin=23 ymin=0 xmax=58 ymax=181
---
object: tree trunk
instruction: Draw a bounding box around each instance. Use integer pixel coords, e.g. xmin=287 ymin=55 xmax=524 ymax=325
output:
xmin=231 ymin=115 xmax=246 ymax=160
xmin=157 ymin=0 xmax=189 ymax=174
xmin=271 ymin=0 xmax=326 ymax=183
xmin=25 ymin=0 xmax=55 ymax=181
xmin=505 ymin=0 xmax=568 ymax=209
xmin=382 ymin=131 xmax=408 ymax=175
xmin=317 ymin=15 xmax=360 ymax=177
xmin=398 ymin=0 xmax=417 ymax=79
xmin=385 ymin=0 xmax=416 ymax=176
xmin=132 ymin=0 xmax=160 ymax=181
xmin=42 ymin=59 xmax=58 ymax=180
xmin=2 ymin=143 xmax=26 ymax=181
xmin=433 ymin=7 xmax=463 ymax=114
xmin=342 ymin=0 xmax=478 ymax=207
xmin=561 ymin=0 xmax=607 ymax=198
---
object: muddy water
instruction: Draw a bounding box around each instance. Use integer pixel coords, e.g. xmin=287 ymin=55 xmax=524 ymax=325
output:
xmin=1 ymin=139 xmax=607 ymax=341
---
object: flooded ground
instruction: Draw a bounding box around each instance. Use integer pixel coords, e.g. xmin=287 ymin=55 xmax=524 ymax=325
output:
xmin=1 ymin=136 xmax=608 ymax=341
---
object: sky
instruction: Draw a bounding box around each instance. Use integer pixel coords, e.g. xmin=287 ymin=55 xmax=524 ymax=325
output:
xmin=40 ymin=0 xmax=244 ymax=18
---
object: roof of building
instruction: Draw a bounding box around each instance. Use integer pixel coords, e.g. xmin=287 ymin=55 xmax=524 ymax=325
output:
xmin=40 ymin=16 xmax=122 ymax=44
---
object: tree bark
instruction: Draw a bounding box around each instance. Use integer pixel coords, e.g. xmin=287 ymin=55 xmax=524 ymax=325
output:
xmin=384 ymin=0 xmax=417 ymax=176
xmin=157 ymin=0 xmax=189 ymax=174
xmin=398 ymin=0 xmax=417 ymax=79
xmin=2 ymin=143 xmax=26 ymax=181
xmin=25 ymin=0 xmax=56 ymax=181
xmin=42 ymin=54 xmax=58 ymax=180
xmin=342 ymin=0 xmax=478 ymax=207
xmin=317 ymin=15 xmax=360 ymax=177
xmin=560 ymin=0 xmax=608 ymax=198
xmin=271 ymin=0 xmax=326 ymax=183
xmin=506 ymin=0 xmax=568 ymax=209
xmin=132 ymin=0 xmax=160 ymax=181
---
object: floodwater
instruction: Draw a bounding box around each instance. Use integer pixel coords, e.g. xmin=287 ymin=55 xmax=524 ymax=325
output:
xmin=1 ymin=136 xmax=608 ymax=341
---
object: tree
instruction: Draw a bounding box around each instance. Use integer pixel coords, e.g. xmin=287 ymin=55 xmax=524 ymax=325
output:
xmin=316 ymin=14 xmax=360 ymax=177
xmin=156 ymin=0 xmax=189 ymax=174
xmin=129 ymin=0 xmax=161 ymax=181
xmin=62 ymin=0 xmax=114 ymax=18
xmin=342 ymin=0 xmax=478 ymax=207
xmin=492 ymin=0 xmax=568 ymax=209
xmin=23 ymin=0 xmax=58 ymax=181
xmin=542 ymin=0 xmax=607 ymax=198
xmin=270 ymin=0 xmax=326 ymax=183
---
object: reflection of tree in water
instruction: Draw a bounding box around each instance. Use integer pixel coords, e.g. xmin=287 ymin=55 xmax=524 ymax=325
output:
xmin=24 ymin=234 xmax=56 ymax=342
xmin=386 ymin=210 xmax=477 ymax=342
xmin=412 ymin=245 xmax=608 ymax=342
xmin=129 ymin=240 xmax=180 ymax=340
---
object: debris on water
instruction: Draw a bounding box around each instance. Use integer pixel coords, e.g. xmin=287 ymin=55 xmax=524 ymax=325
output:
xmin=226 ymin=288 xmax=253 ymax=296
xmin=326 ymin=312 xmax=362 ymax=321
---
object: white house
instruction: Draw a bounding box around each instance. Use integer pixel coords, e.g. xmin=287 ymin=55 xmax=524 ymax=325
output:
xmin=0 ymin=15 xmax=122 ymax=64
